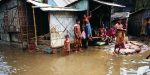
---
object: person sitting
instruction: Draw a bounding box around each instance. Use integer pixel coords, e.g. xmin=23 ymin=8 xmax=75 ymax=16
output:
xmin=99 ymin=24 xmax=107 ymax=41
xmin=106 ymin=27 xmax=116 ymax=42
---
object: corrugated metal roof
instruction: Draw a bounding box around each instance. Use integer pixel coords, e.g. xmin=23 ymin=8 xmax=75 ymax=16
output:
xmin=27 ymin=0 xmax=80 ymax=11
xmin=41 ymin=7 xmax=80 ymax=11
xmin=93 ymin=0 xmax=126 ymax=7
xmin=27 ymin=0 xmax=50 ymax=7
xmin=49 ymin=0 xmax=78 ymax=7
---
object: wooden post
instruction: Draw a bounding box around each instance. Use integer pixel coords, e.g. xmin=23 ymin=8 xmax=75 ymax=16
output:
xmin=87 ymin=0 xmax=89 ymax=16
xmin=109 ymin=6 xmax=112 ymax=28
xmin=48 ymin=13 xmax=51 ymax=47
xmin=32 ymin=8 xmax=37 ymax=46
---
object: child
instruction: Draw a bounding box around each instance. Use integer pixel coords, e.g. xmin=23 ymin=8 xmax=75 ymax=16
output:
xmin=28 ymin=39 xmax=36 ymax=53
xmin=63 ymin=35 xmax=70 ymax=54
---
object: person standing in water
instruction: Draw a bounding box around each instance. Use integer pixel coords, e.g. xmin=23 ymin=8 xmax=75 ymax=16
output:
xmin=74 ymin=19 xmax=82 ymax=52
xmin=114 ymin=19 xmax=126 ymax=54
xmin=83 ymin=14 xmax=92 ymax=48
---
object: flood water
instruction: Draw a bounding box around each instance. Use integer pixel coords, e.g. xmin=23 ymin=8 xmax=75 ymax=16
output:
xmin=0 ymin=42 xmax=150 ymax=75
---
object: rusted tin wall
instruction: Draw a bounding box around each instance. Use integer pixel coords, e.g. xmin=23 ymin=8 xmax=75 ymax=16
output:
xmin=0 ymin=0 xmax=29 ymax=42
xmin=0 ymin=0 xmax=19 ymax=41
xmin=49 ymin=12 xmax=77 ymax=48
xmin=0 ymin=6 xmax=5 ymax=33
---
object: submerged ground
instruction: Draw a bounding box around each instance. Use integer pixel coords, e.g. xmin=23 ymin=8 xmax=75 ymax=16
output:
xmin=0 ymin=39 xmax=150 ymax=75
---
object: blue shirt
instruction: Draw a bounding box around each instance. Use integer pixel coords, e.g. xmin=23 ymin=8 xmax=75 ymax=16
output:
xmin=85 ymin=23 xmax=92 ymax=38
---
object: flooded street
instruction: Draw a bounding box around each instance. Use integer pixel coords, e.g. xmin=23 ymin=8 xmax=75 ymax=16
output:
xmin=0 ymin=42 xmax=150 ymax=75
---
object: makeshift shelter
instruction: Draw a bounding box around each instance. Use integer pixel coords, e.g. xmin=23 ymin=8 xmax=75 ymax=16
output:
xmin=128 ymin=9 xmax=150 ymax=36
xmin=0 ymin=0 xmax=34 ymax=48
xmin=27 ymin=0 xmax=82 ymax=48
xmin=27 ymin=0 xmax=125 ymax=48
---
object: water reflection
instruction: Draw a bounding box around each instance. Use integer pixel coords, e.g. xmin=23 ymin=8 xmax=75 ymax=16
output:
xmin=0 ymin=54 xmax=12 ymax=75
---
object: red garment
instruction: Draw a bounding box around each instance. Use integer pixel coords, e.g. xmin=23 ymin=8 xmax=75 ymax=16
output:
xmin=115 ymin=43 xmax=125 ymax=49
xmin=107 ymin=27 xmax=116 ymax=38
xmin=99 ymin=28 xmax=107 ymax=37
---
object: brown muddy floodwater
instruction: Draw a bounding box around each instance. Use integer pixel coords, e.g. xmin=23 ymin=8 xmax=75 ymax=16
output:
xmin=0 ymin=43 xmax=150 ymax=75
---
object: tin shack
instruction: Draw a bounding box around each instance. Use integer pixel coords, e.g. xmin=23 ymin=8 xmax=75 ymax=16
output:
xmin=27 ymin=0 xmax=125 ymax=48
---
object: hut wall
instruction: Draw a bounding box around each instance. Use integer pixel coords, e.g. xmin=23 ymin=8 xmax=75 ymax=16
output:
xmin=0 ymin=0 xmax=30 ymax=43
xmin=0 ymin=1 xmax=7 ymax=41
xmin=49 ymin=11 xmax=77 ymax=48
xmin=0 ymin=0 xmax=19 ymax=41
xmin=128 ymin=10 xmax=145 ymax=36
xmin=1 ymin=34 xmax=10 ymax=41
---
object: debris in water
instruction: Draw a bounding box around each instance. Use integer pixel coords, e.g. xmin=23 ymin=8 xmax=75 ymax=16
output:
xmin=120 ymin=66 xmax=150 ymax=75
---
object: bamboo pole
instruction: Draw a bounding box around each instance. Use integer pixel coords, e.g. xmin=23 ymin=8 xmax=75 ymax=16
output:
xmin=87 ymin=0 xmax=89 ymax=16
xmin=32 ymin=8 xmax=37 ymax=46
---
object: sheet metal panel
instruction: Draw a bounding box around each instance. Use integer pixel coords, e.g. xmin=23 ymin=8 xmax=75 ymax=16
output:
xmin=40 ymin=7 xmax=80 ymax=11
xmin=69 ymin=0 xmax=88 ymax=11
xmin=49 ymin=12 xmax=76 ymax=48
xmin=93 ymin=0 xmax=126 ymax=7
xmin=0 ymin=12 xmax=4 ymax=32
xmin=48 ymin=0 xmax=77 ymax=7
